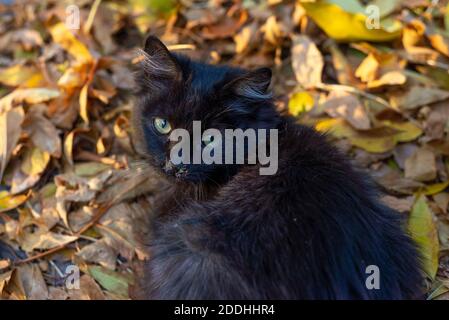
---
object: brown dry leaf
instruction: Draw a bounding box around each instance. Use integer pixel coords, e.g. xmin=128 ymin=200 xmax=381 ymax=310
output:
xmin=20 ymin=229 xmax=78 ymax=252
xmin=291 ymin=35 xmax=323 ymax=89
xmin=55 ymin=171 xmax=111 ymax=227
xmin=0 ymin=89 xmax=60 ymax=111
xmin=0 ymin=260 xmax=10 ymax=270
xmin=262 ymin=16 xmax=283 ymax=46
xmin=63 ymin=128 xmax=89 ymax=166
xmin=393 ymin=143 xmax=419 ymax=170
xmin=0 ymin=106 xmax=24 ymax=181
xmin=0 ymin=270 xmax=13 ymax=294
xmin=425 ymin=103 xmax=449 ymax=141
xmin=372 ymin=164 xmax=424 ymax=195
xmin=390 ymin=86 xmax=449 ymax=110
xmin=48 ymin=287 xmax=69 ymax=300
xmin=404 ymin=148 xmax=437 ymax=182
xmin=322 ymin=90 xmax=371 ymax=130
xmin=77 ymin=238 xmax=117 ymax=270
xmin=98 ymin=203 xmax=141 ymax=262
xmin=10 ymin=163 xmax=42 ymax=195
xmin=201 ymin=10 xmax=247 ymax=40
xmin=434 ymin=192 xmax=449 ymax=213
xmin=367 ymin=71 xmax=407 ymax=89
xmin=381 ymin=195 xmax=415 ymax=213
xmin=23 ymin=105 xmax=62 ymax=157
xmin=234 ymin=23 xmax=257 ymax=54
xmin=78 ymin=274 xmax=106 ymax=300
xmin=79 ymin=84 xmax=90 ymax=124
xmin=16 ymin=263 xmax=48 ymax=300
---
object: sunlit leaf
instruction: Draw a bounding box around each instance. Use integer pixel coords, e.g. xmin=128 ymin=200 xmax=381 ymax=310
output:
xmin=288 ymin=91 xmax=315 ymax=116
xmin=301 ymin=1 xmax=402 ymax=42
xmin=408 ymin=195 xmax=439 ymax=279
xmin=0 ymin=191 xmax=28 ymax=213
xmin=47 ymin=20 xmax=93 ymax=64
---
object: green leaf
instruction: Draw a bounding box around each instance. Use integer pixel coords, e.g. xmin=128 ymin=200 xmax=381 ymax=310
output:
xmin=408 ymin=195 xmax=439 ymax=279
xmin=88 ymin=265 xmax=133 ymax=298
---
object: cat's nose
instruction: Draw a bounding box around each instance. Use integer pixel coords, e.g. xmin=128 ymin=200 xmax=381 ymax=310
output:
xmin=164 ymin=160 xmax=175 ymax=175
xmin=164 ymin=160 xmax=187 ymax=177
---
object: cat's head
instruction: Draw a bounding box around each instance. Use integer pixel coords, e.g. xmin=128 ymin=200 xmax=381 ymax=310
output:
xmin=132 ymin=36 xmax=280 ymax=184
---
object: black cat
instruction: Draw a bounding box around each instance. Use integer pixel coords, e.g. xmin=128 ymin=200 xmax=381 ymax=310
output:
xmin=131 ymin=36 xmax=423 ymax=299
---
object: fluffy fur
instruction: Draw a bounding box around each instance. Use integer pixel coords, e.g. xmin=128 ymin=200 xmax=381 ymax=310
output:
xmin=131 ymin=36 xmax=423 ymax=299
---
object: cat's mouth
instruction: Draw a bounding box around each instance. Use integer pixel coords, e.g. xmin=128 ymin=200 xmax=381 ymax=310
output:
xmin=162 ymin=160 xmax=200 ymax=182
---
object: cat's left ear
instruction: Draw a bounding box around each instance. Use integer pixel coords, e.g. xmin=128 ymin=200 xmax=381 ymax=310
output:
xmin=136 ymin=36 xmax=182 ymax=94
xmin=223 ymin=68 xmax=272 ymax=102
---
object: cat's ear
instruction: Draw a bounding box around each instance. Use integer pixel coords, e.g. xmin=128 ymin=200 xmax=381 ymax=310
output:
xmin=223 ymin=68 xmax=272 ymax=102
xmin=136 ymin=36 xmax=182 ymax=93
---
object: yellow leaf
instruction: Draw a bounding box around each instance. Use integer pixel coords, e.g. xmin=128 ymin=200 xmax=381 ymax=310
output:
xmin=381 ymin=120 xmax=423 ymax=142
xmin=408 ymin=195 xmax=439 ymax=279
xmin=288 ymin=91 xmax=315 ymax=116
xmin=0 ymin=65 xmax=44 ymax=88
xmin=423 ymin=182 xmax=449 ymax=196
xmin=0 ymin=88 xmax=60 ymax=112
xmin=315 ymin=118 xmax=422 ymax=153
xmin=21 ymin=147 xmax=50 ymax=176
xmin=80 ymin=84 xmax=89 ymax=124
xmin=0 ymin=191 xmax=28 ymax=213
xmin=301 ymin=2 xmax=402 ymax=42
xmin=48 ymin=21 xmax=93 ymax=64
xmin=355 ymin=53 xmax=379 ymax=82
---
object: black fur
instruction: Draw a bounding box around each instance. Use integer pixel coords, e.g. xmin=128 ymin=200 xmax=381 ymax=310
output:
xmin=132 ymin=36 xmax=423 ymax=299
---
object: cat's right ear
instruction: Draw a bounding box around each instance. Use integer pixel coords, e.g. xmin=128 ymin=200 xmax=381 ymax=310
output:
xmin=136 ymin=36 xmax=182 ymax=93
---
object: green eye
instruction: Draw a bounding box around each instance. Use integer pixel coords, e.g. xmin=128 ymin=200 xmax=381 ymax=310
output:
xmin=153 ymin=117 xmax=172 ymax=134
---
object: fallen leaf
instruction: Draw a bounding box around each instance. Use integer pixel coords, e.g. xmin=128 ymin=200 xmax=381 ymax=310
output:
xmin=355 ymin=53 xmax=379 ymax=83
xmin=0 ymin=64 xmax=44 ymax=88
xmin=0 ymin=191 xmax=28 ymax=213
xmin=288 ymin=91 xmax=315 ymax=116
xmin=16 ymin=263 xmax=48 ymax=300
xmin=21 ymin=229 xmax=78 ymax=252
xmin=404 ymin=148 xmax=437 ymax=182
xmin=390 ymin=86 xmax=449 ymax=110
xmin=408 ymin=195 xmax=439 ymax=279
xmin=23 ymin=105 xmax=62 ymax=157
xmin=367 ymin=71 xmax=407 ymax=88
xmin=47 ymin=20 xmax=93 ymax=64
xmin=381 ymin=195 xmax=414 ymax=213
xmin=291 ymin=35 xmax=323 ymax=88
xmin=0 ymin=270 xmax=13 ymax=294
xmin=77 ymin=239 xmax=117 ymax=270
xmin=88 ymin=265 xmax=132 ymax=299
xmin=302 ymin=1 xmax=402 ymax=42
xmin=322 ymin=90 xmax=371 ymax=130
xmin=0 ymin=106 xmax=24 ymax=181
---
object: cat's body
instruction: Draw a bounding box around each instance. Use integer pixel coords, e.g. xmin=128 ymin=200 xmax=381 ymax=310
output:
xmin=132 ymin=36 xmax=423 ymax=299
